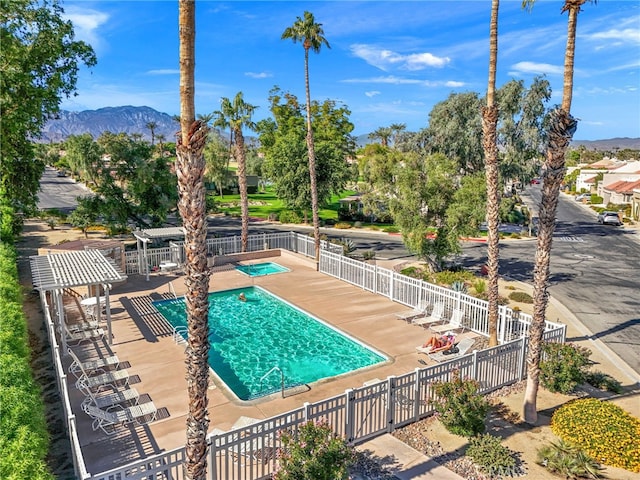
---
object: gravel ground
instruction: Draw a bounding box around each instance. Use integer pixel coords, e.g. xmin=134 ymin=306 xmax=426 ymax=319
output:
xmin=349 ymin=382 xmax=529 ymax=480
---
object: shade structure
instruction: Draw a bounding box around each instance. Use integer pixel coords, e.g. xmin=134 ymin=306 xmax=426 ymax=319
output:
xmin=30 ymin=249 xmax=127 ymax=291
xmin=30 ymin=249 xmax=127 ymax=348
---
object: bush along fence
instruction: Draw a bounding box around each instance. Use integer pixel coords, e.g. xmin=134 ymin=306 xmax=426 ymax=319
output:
xmin=49 ymin=231 xmax=566 ymax=480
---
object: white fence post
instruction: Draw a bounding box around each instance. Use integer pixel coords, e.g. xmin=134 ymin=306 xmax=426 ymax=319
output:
xmin=345 ymin=389 xmax=355 ymax=443
xmin=389 ymin=271 xmax=395 ymax=301
xmin=471 ymin=350 xmax=478 ymax=380
xmin=519 ymin=336 xmax=527 ymax=380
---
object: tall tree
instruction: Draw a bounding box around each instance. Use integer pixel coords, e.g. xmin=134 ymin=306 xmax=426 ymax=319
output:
xmin=522 ymin=0 xmax=587 ymax=425
xmin=282 ymin=11 xmax=330 ymax=270
xmin=176 ymin=1 xmax=210 ymax=478
xmin=368 ymin=126 xmax=393 ymax=147
xmin=146 ymin=121 xmax=158 ymax=146
xmin=483 ymin=0 xmax=501 ymax=347
xmin=203 ymin=133 xmax=230 ymax=198
xmin=214 ymin=92 xmax=257 ymax=252
xmin=0 ymin=0 xmax=95 ymax=227
xmin=257 ymin=89 xmax=353 ymax=216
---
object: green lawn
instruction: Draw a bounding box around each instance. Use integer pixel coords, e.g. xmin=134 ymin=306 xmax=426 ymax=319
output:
xmin=212 ymin=189 xmax=356 ymax=221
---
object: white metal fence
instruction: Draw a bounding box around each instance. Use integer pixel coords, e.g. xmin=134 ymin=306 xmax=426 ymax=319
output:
xmin=49 ymin=231 xmax=567 ymax=480
xmin=91 ymin=333 xmax=565 ymax=480
xmin=124 ymin=232 xmax=343 ymax=275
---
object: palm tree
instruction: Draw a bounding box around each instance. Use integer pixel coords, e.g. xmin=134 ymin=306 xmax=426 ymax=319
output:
xmin=146 ymin=121 xmax=157 ymax=146
xmin=176 ymin=1 xmax=211 ymax=478
xmin=214 ymin=92 xmax=257 ymax=252
xmin=368 ymin=126 xmax=393 ymax=147
xmin=389 ymin=123 xmax=406 ymax=147
xmin=155 ymin=133 xmax=166 ymax=158
xmin=522 ymin=0 xmax=588 ymax=425
xmin=483 ymin=0 xmax=501 ymax=348
xmin=282 ymin=11 xmax=330 ymax=270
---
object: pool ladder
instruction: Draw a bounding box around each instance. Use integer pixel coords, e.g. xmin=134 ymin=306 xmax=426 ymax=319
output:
xmin=172 ymin=326 xmax=188 ymax=347
xmin=259 ymin=366 xmax=285 ymax=398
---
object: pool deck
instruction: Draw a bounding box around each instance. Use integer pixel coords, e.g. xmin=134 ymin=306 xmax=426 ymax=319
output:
xmin=63 ymin=250 xmax=474 ymax=474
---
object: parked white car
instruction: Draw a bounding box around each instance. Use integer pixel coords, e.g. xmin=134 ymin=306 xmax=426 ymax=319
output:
xmin=597 ymin=211 xmax=622 ymax=226
xmin=575 ymin=193 xmax=590 ymax=202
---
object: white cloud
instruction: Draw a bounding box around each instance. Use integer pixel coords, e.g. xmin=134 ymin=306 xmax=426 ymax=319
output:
xmin=62 ymin=7 xmax=109 ymax=49
xmin=245 ymin=72 xmax=273 ymax=79
xmin=365 ymin=91 xmax=381 ymax=98
xmin=147 ymin=69 xmax=179 ymax=76
xmin=350 ymin=44 xmax=449 ymax=71
xmin=343 ymin=76 xmax=464 ymax=88
xmin=509 ymin=61 xmax=564 ymax=76
xmin=588 ymin=28 xmax=640 ymax=44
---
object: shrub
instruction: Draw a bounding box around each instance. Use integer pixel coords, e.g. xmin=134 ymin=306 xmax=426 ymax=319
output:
xmin=205 ymin=194 xmax=218 ymax=213
xmin=334 ymin=222 xmax=352 ymax=229
xmin=274 ymin=420 xmax=354 ymax=480
xmin=537 ymin=439 xmax=604 ymax=479
xmin=451 ymin=280 xmax=468 ymax=294
xmin=429 ymin=370 xmax=489 ymax=437
xmin=551 ymin=398 xmax=640 ymax=472
xmin=382 ymin=226 xmax=399 ymax=233
xmin=540 ymin=342 xmax=591 ymax=394
xmin=508 ymin=291 xmax=533 ymax=303
xmin=268 ymin=212 xmax=279 ymax=222
xmin=278 ymin=210 xmax=302 ymax=224
xmin=432 ymin=269 xmax=475 ymax=287
xmin=472 ymin=279 xmax=486 ymax=295
xmin=353 ymin=221 xmax=363 ymax=228
xmin=361 ymin=250 xmax=376 ymax=261
xmin=466 ymin=433 xmax=517 ymax=477
xmin=584 ymin=370 xmax=623 ymax=394
xmin=400 ymin=266 xmax=422 ymax=279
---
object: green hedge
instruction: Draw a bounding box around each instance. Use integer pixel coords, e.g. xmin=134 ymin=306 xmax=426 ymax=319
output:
xmin=0 ymin=241 xmax=53 ymax=480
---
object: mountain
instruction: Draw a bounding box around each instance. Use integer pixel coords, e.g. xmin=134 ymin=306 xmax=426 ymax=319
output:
xmin=38 ymin=106 xmax=180 ymax=143
xmin=38 ymin=105 xmax=639 ymax=152
xmin=570 ymin=137 xmax=640 ymax=151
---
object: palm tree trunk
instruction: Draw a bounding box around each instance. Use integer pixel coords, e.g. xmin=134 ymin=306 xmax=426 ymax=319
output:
xmin=304 ymin=47 xmax=321 ymax=271
xmin=523 ymin=3 xmax=580 ymax=424
xmin=178 ymin=2 xmax=211 ymax=478
xmin=484 ymin=0 xmax=500 ymax=348
xmin=236 ymin=128 xmax=249 ymax=252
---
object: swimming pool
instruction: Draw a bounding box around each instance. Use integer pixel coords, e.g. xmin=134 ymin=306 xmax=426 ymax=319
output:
xmin=153 ymin=287 xmax=386 ymax=400
xmin=235 ymin=262 xmax=289 ymax=277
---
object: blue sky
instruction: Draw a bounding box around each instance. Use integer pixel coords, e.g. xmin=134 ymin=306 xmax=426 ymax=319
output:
xmin=61 ymin=1 xmax=639 ymax=141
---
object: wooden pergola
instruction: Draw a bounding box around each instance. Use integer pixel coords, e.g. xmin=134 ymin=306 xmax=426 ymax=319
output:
xmin=30 ymin=249 xmax=128 ymax=353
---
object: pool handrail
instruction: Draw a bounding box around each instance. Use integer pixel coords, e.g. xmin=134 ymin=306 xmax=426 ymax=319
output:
xmin=259 ymin=366 xmax=285 ymax=398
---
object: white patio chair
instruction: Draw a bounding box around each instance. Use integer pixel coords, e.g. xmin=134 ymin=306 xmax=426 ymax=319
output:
xmin=63 ymin=321 xmax=105 ymax=345
xmin=81 ymin=386 xmax=140 ymax=410
xmin=429 ymin=308 xmax=466 ymax=335
xmin=68 ymin=348 xmax=120 ymax=378
xmin=412 ymin=302 xmax=445 ymax=327
xmin=82 ymin=401 xmax=157 ymax=435
xmin=427 ymin=337 xmax=476 ymax=363
xmin=75 ymin=365 xmax=130 ymax=394
xmin=395 ymin=301 xmax=429 ymax=322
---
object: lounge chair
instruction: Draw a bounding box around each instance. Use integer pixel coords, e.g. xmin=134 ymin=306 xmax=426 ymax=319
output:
xmin=412 ymin=302 xmax=445 ymax=327
xmin=82 ymin=401 xmax=157 ymax=435
xmin=429 ymin=308 xmax=466 ymax=335
xmin=63 ymin=321 xmax=105 ymax=345
xmin=68 ymin=348 xmax=120 ymax=378
xmin=427 ymin=337 xmax=476 ymax=363
xmin=81 ymin=386 xmax=140 ymax=410
xmin=395 ymin=301 xmax=429 ymax=322
xmin=75 ymin=365 xmax=130 ymax=394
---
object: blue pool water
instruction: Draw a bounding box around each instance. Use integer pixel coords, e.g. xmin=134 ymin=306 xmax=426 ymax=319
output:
xmin=153 ymin=287 xmax=386 ymax=400
xmin=235 ymin=262 xmax=289 ymax=277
